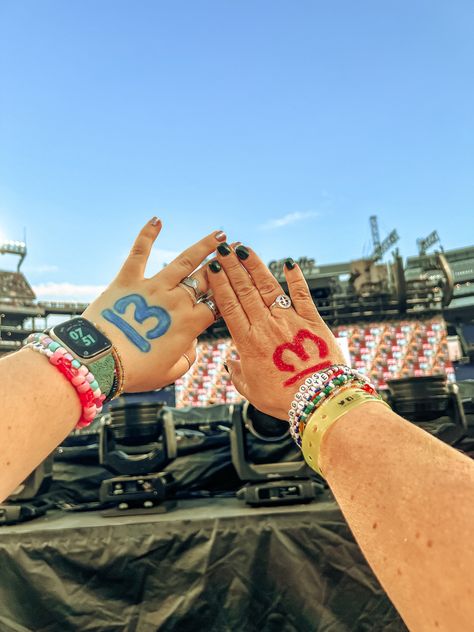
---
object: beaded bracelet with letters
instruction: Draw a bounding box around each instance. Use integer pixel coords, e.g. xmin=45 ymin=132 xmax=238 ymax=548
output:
xmin=288 ymin=365 xmax=379 ymax=447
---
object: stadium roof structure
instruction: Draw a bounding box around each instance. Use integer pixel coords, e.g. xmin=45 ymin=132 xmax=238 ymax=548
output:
xmin=203 ymin=243 xmax=474 ymax=339
xmin=0 ymin=226 xmax=473 ymax=351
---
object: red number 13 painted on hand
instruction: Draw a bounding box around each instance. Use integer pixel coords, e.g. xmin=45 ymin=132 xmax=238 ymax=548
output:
xmin=273 ymin=329 xmax=331 ymax=387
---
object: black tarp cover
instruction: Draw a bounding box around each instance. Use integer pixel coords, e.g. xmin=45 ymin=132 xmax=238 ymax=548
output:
xmin=0 ymin=496 xmax=407 ymax=632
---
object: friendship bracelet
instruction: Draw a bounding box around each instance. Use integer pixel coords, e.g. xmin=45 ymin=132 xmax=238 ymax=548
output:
xmin=301 ymin=386 xmax=391 ymax=477
xmin=288 ymin=365 xmax=378 ymax=447
xmin=24 ymin=333 xmax=106 ymax=429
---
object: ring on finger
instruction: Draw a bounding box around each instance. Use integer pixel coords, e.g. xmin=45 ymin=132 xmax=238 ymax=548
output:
xmin=183 ymin=353 xmax=193 ymax=371
xmin=181 ymin=276 xmax=206 ymax=301
xmin=201 ymin=297 xmax=220 ymax=321
xmin=178 ymin=282 xmax=198 ymax=304
xmin=269 ymin=294 xmax=292 ymax=311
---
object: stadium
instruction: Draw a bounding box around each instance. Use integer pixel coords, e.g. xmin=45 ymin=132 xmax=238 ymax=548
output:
xmin=2 ymin=216 xmax=473 ymax=404
xmin=2 ymin=218 xmax=474 ymax=631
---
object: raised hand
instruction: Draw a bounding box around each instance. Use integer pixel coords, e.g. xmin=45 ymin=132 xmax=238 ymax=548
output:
xmin=83 ymin=218 xmax=226 ymax=391
xmin=207 ymin=244 xmax=345 ymax=419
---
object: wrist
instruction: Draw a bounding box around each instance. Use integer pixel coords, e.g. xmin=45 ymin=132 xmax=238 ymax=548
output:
xmin=288 ymin=365 xmax=380 ymax=448
xmin=47 ymin=317 xmax=118 ymax=399
xmin=318 ymin=399 xmax=393 ymax=478
xmin=301 ymin=387 xmax=390 ymax=477
xmin=81 ymin=308 xmax=133 ymax=391
xmin=20 ymin=346 xmax=82 ymax=426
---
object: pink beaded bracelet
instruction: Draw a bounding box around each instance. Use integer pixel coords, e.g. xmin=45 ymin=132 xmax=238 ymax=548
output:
xmin=24 ymin=333 xmax=106 ymax=429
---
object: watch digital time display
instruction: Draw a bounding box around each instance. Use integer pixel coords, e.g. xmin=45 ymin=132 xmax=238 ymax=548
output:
xmin=52 ymin=318 xmax=112 ymax=359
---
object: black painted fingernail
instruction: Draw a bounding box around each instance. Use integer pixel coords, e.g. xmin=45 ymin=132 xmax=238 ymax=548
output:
xmin=284 ymin=258 xmax=295 ymax=270
xmin=209 ymin=260 xmax=222 ymax=273
xmin=235 ymin=245 xmax=249 ymax=260
xmin=217 ymin=242 xmax=232 ymax=256
xmin=223 ymin=362 xmax=229 ymax=373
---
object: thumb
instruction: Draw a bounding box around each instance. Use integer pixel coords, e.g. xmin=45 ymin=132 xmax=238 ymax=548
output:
xmin=225 ymin=359 xmax=249 ymax=399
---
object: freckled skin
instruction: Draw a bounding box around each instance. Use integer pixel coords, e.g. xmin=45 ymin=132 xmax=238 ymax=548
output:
xmin=322 ymin=401 xmax=474 ymax=631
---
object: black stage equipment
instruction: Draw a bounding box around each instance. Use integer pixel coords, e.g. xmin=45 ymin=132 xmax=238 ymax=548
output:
xmin=99 ymin=401 xmax=177 ymax=475
xmin=0 ymin=499 xmax=52 ymax=525
xmin=0 ymin=454 xmax=55 ymax=525
xmin=98 ymin=396 xmax=177 ymax=513
xmin=231 ymin=402 xmax=323 ymax=506
xmin=387 ymin=375 xmax=467 ymax=445
xmin=99 ymin=472 xmax=175 ymax=516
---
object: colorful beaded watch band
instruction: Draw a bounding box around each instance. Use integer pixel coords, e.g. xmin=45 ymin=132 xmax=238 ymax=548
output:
xmin=24 ymin=333 xmax=106 ymax=429
xmin=288 ymin=365 xmax=379 ymax=447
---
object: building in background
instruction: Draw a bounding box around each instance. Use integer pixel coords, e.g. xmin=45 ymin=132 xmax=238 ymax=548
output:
xmin=2 ymin=231 xmax=474 ymax=407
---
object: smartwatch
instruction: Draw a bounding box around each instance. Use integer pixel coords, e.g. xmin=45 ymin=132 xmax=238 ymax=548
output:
xmin=48 ymin=317 xmax=116 ymax=398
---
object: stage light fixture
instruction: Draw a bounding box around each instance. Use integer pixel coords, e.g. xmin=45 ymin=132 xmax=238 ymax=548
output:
xmin=230 ymin=403 xmax=323 ymax=507
xmin=0 ymin=454 xmax=54 ymax=525
xmin=387 ymin=375 xmax=467 ymax=445
xmin=98 ymin=397 xmax=177 ymax=514
xmin=242 ymin=401 xmax=290 ymax=442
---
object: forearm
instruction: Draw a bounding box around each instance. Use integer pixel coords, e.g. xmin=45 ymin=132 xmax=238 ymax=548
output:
xmin=0 ymin=348 xmax=80 ymax=502
xmin=319 ymin=402 xmax=474 ymax=631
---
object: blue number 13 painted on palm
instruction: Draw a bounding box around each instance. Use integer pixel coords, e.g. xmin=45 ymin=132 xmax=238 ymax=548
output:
xmin=102 ymin=294 xmax=171 ymax=352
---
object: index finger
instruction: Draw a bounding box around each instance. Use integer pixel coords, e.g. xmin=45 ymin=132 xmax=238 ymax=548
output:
xmin=117 ymin=217 xmax=162 ymax=281
xmin=157 ymin=230 xmax=227 ymax=288
xmin=233 ymin=245 xmax=284 ymax=308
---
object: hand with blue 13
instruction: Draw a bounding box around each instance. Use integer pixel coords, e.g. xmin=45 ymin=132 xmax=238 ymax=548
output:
xmin=82 ymin=217 xmax=226 ymax=392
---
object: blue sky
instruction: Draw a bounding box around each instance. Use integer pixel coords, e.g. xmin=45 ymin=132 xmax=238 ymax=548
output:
xmin=1 ymin=0 xmax=473 ymax=300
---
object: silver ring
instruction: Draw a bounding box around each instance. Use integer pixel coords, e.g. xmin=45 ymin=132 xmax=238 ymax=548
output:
xmin=183 ymin=353 xmax=192 ymax=371
xmin=178 ymin=282 xmax=198 ymax=304
xmin=201 ymin=297 xmax=220 ymax=321
xmin=269 ymin=294 xmax=292 ymax=310
xmin=181 ymin=276 xmax=205 ymax=300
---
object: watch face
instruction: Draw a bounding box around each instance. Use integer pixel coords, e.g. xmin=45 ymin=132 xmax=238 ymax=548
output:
xmin=52 ymin=318 xmax=112 ymax=359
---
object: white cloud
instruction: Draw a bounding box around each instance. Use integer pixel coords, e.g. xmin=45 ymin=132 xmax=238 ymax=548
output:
xmin=33 ymin=282 xmax=106 ymax=302
xmin=31 ymin=248 xmax=196 ymax=302
xmin=259 ymin=211 xmax=320 ymax=230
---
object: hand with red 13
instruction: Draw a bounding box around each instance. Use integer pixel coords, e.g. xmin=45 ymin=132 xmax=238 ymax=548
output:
xmin=207 ymin=245 xmax=345 ymax=420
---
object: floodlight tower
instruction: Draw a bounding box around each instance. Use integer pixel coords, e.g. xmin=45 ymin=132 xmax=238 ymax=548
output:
xmin=417 ymin=230 xmax=442 ymax=256
xmin=370 ymin=215 xmax=381 ymax=254
xmin=369 ymin=216 xmax=399 ymax=261
xmin=0 ymin=240 xmax=27 ymax=271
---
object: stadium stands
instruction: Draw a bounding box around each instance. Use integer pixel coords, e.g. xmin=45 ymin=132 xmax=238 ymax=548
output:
xmin=0 ymin=271 xmax=36 ymax=303
xmin=175 ymin=317 xmax=454 ymax=407
xmin=0 ymin=235 xmax=469 ymax=389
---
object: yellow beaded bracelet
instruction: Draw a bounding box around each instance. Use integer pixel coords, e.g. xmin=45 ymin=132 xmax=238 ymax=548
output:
xmin=301 ymin=386 xmax=391 ymax=477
